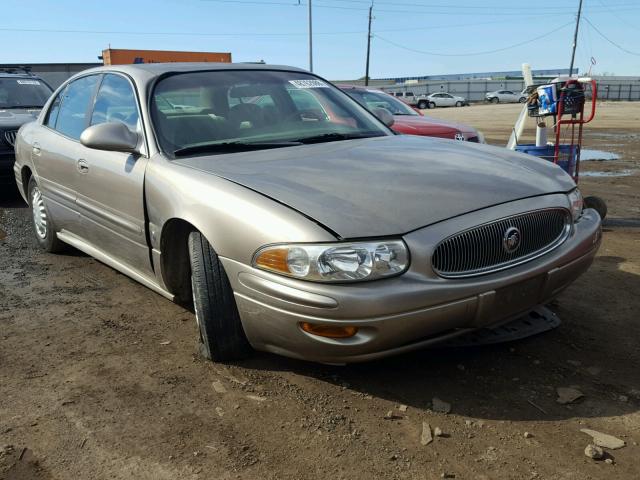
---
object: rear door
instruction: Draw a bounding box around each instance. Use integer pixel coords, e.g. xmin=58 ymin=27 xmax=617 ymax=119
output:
xmin=73 ymin=73 xmax=152 ymax=275
xmin=32 ymin=74 xmax=101 ymax=234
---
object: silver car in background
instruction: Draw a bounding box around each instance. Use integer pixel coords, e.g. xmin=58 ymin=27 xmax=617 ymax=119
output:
xmin=424 ymin=92 xmax=468 ymax=108
xmin=14 ymin=63 xmax=601 ymax=364
xmin=485 ymin=89 xmax=528 ymax=104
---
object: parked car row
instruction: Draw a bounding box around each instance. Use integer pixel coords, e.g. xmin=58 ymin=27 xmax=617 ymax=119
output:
xmin=339 ymin=85 xmax=482 ymax=142
xmin=11 ymin=63 xmax=601 ymax=364
xmin=385 ymin=89 xmax=530 ymax=107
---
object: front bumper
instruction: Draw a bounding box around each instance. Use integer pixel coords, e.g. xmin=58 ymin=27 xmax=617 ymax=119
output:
xmin=223 ymin=198 xmax=601 ymax=364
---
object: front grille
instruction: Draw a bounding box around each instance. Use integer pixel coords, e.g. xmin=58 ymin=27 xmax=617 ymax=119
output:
xmin=3 ymin=130 xmax=17 ymax=148
xmin=467 ymin=136 xmax=480 ymax=143
xmin=432 ymin=208 xmax=571 ymax=278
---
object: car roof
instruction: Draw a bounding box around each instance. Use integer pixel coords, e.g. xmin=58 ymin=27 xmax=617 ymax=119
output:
xmin=66 ymin=62 xmax=311 ymax=89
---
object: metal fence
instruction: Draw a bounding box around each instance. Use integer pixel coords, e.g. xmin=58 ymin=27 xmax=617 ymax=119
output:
xmin=377 ymin=78 xmax=640 ymax=102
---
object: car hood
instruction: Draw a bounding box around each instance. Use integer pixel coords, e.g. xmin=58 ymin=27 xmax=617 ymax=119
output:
xmin=174 ymin=135 xmax=574 ymax=239
xmin=392 ymin=115 xmax=459 ymax=137
xmin=421 ymin=115 xmax=478 ymax=136
xmin=0 ymin=108 xmax=41 ymax=128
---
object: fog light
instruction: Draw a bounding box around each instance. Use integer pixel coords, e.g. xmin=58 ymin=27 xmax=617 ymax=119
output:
xmin=300 ymin=322 xmax=358 ymax=338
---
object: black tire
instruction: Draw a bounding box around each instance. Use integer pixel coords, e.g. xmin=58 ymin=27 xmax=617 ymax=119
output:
xmin=188 ymin=231 xmax=252 ymax=362
xmin=428 ymin=102 xmax=436 ymax=109
xmin=455 ymin=101 xmax=463 ymax=107
xmin=584 ymin=195 xmax=607 ymax=220
xmin=417 ymin=100 xmax=428 ymax=109
xmin=491 ymin=97 xmax=499 ymax=104
xmin=518 ymin=96 xmax=527 ymax=103
xmin=27 ymin=177 xmax=66 ymax=253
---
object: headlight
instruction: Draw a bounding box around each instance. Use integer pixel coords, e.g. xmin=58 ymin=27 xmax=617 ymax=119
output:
xmin=477 ymin=130 xmax=486 ymax=144
xmin=567 ymin=188 xmax=583 ymax=221
xmin=253 ymin=240 xmax=409 ymax=282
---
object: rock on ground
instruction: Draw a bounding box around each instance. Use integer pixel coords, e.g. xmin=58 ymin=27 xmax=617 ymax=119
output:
xmin=580 ymin=429 xmax=626 ymax=449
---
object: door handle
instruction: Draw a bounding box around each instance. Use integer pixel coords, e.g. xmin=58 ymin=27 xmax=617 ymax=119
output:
xmin=32 ymin=143 xmax=41 ymax=156
xmin=77 ymin=159 xmax=89 ymax=174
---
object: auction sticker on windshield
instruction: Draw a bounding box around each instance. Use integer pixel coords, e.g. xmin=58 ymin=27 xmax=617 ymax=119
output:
xmin=289 ymin=79 xmax=328 ymax=89
xmin=17 ymin=80 xmax=41 ymax=85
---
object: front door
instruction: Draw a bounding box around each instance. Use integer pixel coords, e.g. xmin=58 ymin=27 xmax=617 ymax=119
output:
xmin=73 ymin=73 xmax=152 ymax=275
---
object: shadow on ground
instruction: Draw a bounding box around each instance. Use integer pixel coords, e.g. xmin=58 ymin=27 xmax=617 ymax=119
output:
xmin=240 ymin=254 xmax=640 ymax=423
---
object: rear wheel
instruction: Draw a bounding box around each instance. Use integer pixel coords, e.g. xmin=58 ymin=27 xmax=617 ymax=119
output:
xmin=27 ymin=177 xmax=65 ymax=253
xmin=188 ymin=231 xmax=252 ymax=362
xmin=417 ymin=100 xmax=428 ymax=110
xmin=584 ymin=195 xmax=607 ymax=220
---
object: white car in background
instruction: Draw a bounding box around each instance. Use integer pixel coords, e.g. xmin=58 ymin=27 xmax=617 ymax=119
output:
xmin=485 ymin=89 xmax=527 ymax=104
xmin=423 ymin=92 xmax=468 ymax=108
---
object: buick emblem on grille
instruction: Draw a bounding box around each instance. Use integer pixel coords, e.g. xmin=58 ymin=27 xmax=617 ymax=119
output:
xmin=503 ymin=226 xmax=521 ymax=253
xmin=454 ymin=133 xmax=465 ymax=141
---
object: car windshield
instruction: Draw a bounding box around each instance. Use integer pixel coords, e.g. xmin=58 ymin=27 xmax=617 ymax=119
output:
xmin=345 ymin=89 xmax=419 ymax=116
xmin=0 ymin=77 xmax=53 ymax=109
xmin=151 ymin=70 xmax=391 ymax=158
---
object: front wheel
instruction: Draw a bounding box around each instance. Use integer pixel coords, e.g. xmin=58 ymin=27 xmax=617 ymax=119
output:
xmin=519 ymin=97 xmax=527 ymax=103
xmin=417 ymin=100 xmax=428 ymax=110
xmin=188 ymin=231 xmax=252 ymax=362
xmin=428 ymin=102 xmax=436 ymax=109
xmin=28 ymin=177 xmax=65 ymax=253
xmin=491 ymin=97 xmax=499 ymax=104
xmin=584 ymin=195 xmax=607 ymax=220
xmin=455 ymin=101 xmax=463 ymax=107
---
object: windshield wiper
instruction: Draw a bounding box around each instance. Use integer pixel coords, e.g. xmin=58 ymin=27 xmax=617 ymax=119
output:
xmin=173 ymin=140 xmax=302 ymax=157
xmin=295 ymin=132 xmax=384 ymax=144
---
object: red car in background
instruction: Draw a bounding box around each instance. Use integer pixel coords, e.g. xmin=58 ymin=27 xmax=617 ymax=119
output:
xmin=339 ymin=85 xmax=484 ymax=143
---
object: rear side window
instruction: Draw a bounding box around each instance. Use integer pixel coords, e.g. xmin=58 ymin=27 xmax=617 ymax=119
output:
xmin=55 ymin=75 xmax=100 ymax=140
xmin=90 ymin=74 xmax=140 ymax=131
xmin=45 ymin=90 xmax=63 ymax=128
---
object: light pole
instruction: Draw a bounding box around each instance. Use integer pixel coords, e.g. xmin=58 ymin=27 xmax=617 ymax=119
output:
xmin=364 ymin=1 xmax=373 ymax=85
xmin=569 ymin=0 xmax=583 ymax=76
xmin=308 ymin=0 xmax=313 ymax=72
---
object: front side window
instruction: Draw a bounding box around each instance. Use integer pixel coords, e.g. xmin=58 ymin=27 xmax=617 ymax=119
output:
xmin=90 ymin=74 xmax=140 ymax=131
xmin=55 ymin=75 xmax=100 ymax=140
xmin=151 ymin=70 xmax=390 ymax=158
xmin=0 ymin=77 xmax=52 ymax=109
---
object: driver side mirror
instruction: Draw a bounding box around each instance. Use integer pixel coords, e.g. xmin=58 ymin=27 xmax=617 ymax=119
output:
xmin=80 ymin=122 xmax=140 ymax=154
xmin=372 ymin=107 xmax=395 ymax=128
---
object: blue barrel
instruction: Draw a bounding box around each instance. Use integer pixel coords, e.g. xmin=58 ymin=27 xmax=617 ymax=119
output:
xmin=514 ymin=144 xmax=578 ymax=177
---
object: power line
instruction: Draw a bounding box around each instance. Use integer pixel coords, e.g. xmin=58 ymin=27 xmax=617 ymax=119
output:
xmin=201 ymin=0 xmax=640 ymax=15
xmin=596 ymin=0 xmax=640 ymax=31
xmin=374 ymin=20 xmax=574 ymax=56
xmin=0 ymin=26 xmax=366 ymax=37
xmin=582 ymin=16 xmax=640 ymax=56
xmin=316 ymin=0 xmax=640 ymax=11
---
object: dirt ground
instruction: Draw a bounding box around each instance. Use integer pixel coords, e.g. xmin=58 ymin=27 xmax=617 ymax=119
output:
xmin=1 ymin=101 xmax=639 ymax=480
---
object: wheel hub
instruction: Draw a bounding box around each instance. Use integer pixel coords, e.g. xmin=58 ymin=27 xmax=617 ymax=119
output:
xmin=31 ymin=187 xmax=48 ymax=239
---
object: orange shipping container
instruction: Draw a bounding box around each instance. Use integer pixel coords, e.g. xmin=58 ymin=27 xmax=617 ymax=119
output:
xmin=102 ymin=48 xmax=232 ymax=65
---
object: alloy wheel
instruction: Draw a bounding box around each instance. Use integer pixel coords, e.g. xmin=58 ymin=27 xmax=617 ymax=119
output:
xmin=31 ymin=186 xmax=48 ymax=239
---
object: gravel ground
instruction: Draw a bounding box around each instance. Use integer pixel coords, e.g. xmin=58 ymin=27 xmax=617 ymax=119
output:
xmin=1 ymin=102 xmax=639 ymax=480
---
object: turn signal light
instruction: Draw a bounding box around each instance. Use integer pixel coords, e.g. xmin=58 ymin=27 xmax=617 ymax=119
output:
xmin=300 ymin=322 xmax=358 ymax=339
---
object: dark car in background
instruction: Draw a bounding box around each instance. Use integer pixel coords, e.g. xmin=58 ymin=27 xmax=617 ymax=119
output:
xmin=340 ymin=85 xmax=484 ymax=142
xmin=0 ymin=69 xmax=53 ymax=187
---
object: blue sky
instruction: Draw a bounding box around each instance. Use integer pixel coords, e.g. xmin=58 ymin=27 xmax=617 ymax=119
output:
xmin=2 ymin=0 xmax=639 ymax=79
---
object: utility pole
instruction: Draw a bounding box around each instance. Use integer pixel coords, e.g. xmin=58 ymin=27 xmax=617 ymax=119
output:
xmin=364 ymin=1 xmax=373 ymax=85
xmin=568 ymin=0 xmax=583 ymax=76
xmin=308 ymin=0 xmax=313 ymax=72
